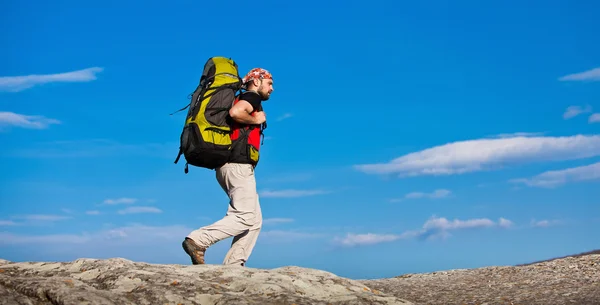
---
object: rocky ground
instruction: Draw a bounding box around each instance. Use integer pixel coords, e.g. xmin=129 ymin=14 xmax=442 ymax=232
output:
xmin=0 ymin=253 xmax=598 ymax=305
xmin=0 ymin=258 xmax=411 ymax=305
xmin=360 ymin=254 xmax=600 ymax=305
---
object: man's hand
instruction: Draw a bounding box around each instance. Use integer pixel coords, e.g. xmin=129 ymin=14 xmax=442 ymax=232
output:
xmin=229 ymin=100 xmax=265 ymax=125
xmin=252 ymin=111 xmax=266 ymax=124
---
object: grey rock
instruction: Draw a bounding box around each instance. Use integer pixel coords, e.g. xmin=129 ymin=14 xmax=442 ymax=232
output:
xmin=359 ymin=254 xmax=600 ymax=305
xmin=0 ymin=258 xmax=412 ymax=305
xmin=3 ymin=254 xmax=598 ymax=305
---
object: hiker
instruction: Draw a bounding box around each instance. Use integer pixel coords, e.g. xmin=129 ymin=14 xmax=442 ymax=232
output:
xmin=182 ymin=68 xmax=274 ymax=267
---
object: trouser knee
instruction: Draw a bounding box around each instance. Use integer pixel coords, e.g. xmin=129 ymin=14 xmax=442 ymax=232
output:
xmin=254 ymin=217 xmax=262 ymax=229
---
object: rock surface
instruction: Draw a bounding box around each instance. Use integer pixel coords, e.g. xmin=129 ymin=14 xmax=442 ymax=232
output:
xmin=1 ymin=254 xmax=598 ymax=305
xmin=360 ymin=254 xmax=600 ymax=305
xmin=0 ymin=258 xmax=411 ymax=305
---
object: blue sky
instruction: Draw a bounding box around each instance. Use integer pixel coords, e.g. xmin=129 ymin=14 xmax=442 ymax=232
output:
xmin=1 ymin=0 xmax=599 ymax=279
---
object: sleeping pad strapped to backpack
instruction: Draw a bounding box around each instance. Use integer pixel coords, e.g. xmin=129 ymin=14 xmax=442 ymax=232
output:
xmin=173 ymin=57 xmax=243 ymax=173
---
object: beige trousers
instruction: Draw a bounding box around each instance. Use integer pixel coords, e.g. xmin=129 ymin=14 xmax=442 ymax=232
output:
xmin=187 ymin=163 xmax=263 ymax=266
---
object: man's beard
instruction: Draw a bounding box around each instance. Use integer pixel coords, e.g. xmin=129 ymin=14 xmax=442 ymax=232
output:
xmin=259 ymin=91 xmax=270 ymax=100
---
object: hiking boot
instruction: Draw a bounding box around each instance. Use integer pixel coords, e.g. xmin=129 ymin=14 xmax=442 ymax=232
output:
xmin=182 ymin=237 xmax=206 ymax=265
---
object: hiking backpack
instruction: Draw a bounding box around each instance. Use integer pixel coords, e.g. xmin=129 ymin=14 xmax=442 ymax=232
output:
xmin=173 ymin=57 xmax=243 ymax=173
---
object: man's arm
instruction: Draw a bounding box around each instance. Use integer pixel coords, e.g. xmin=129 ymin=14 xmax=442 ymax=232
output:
xmin=229 ymin=100 xmax=265 ymax=125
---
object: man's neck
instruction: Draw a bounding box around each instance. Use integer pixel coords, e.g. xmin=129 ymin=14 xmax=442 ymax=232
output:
xmin=246 ymin=89 xmax=263 ymax=101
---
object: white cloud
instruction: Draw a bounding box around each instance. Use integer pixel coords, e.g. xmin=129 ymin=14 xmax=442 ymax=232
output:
xmin=3 ymin=214 xmax=71 ymax=226
xmin=263 ymin=218 xmax=294 ymax=225
xmin=14 ymin=214 xmax=71 ymax=222
xmin=354 ymin=134 xmax=600 ymax=177
xmin=103 ymin=197 xmax=137 ymax=205
xmin=334 ymin=233 xmax=405 ymax=247
xmin=563 ymin=105 xmax=593 ymax=119
xmin=589 ymin=113 xmax=600 ymax=123
xmin=490 ymin=132 xmax=545 ymax=139
xmin=530 ymin=219 xmax=562 ymax=228
xmin=276 ymin=113 xmax=293 ymax=121
xmin=0 ymin=224 xmax=198 ymax=264
xmin=422 ymin=216 xmax=495 ymax=231
xmin=498 ymin=218 xmax=514 ymax=228
xmin=334 ymin=216 xmax=512 ymax=247
xmin=511 ymin=161 xmax=600 ymax=188
xmin=117 ymin=206 xmax=162 ymax=215
xmin=101 ymin=225 xmax=186 ymax=240
xmin=0 ymin=112 xmax=60 ymax=130
xmin=390 ymin=189 xmax=451 ymax=203
xmin=406 ymin=189 xmax=451 ymax=199
xmin=86 ymin=210 xmax=101 ymax=215
xmin=0 ymin=67 xmax=104 ymax=92
xmin=0 ymin=232 xmax=91 ymax=244
xmin=558 ymin=67 xmax=600 ymax=82
xmin=0 ymin=224 xmax=189 ymax=246
xmin=417 ymin=216 xmax=515 ymax=239
xmin=414 ymin=216 xmax=509 ymax=240
xmin=259 ymin=189 xmax=330 ymax=198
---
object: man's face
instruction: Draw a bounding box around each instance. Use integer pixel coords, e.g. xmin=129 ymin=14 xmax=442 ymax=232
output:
xmin=255 ymin=78 xmax=274 ymax=100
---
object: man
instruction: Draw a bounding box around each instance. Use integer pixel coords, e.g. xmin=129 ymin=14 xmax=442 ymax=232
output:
xmin=182 ymin=68 xmax=274 ymax=267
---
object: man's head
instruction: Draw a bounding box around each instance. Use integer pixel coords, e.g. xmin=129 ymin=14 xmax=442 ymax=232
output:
xmin=242 ymin=68 xmax=274 ymax=101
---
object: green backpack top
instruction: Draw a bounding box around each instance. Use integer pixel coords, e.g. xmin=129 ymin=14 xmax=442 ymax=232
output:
xmin=173 ymin=57 xmax=243 ymax=173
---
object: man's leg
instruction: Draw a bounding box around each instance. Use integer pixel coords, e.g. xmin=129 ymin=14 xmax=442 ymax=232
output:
xmin=223 ymin=193 xmax=262 ymax=266
xmin=184 ymin=163 xmax=260 ymax=261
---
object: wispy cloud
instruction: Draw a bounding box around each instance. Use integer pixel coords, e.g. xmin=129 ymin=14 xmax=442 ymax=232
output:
xmin=0 ymin=232 xmax=91 ymax=244
xmin=103 ymin=197 xmax=137 ymax=205
xmin=0 ymin=224 xmax=189 ymax=246
xmin=489 ymin=132 xmax=545 ymax=139
xmin=263 ymin=218 xmax=294 ymax=225
xmin=0 ymin=67 xmax=104 ymax=92
xmin=390 ymin=189 xmax=451 ymax=203
xmin=418 ymin=216 xmax=498 ymax=240
xmin=86 ymin=210 xmax=101 ymax=215
xmin=406 ymin=189 xmax=451 ymax=199
xmin=563 ymin=105 xmax=593 ymax=119
xmin=0 ymin=224 xmax=197 ymax=264
xmin=498 ymin=217 xmax=514 ymax=228
xmin=333 ymin=233 xmax=412 ymax=247
xmin=14 ymin=214 xmax=71 ymax=222
xmin=334 ymin=216 xmax=512 ymax=247
xmin=4 ymin=214 xmax=72 ymax=226
xmin=354 ymin=134 xmax=600 ymax=177
xmin=102 ymin=224 xmax=184 ymax=240
xmin=117 ymin=206 xmax=162 ymax=215
xmin=558 ymin=67 xmax=600 ymax=82
xmin=530 ymin=219 xmax=562 ymax=228
xmin=510 ymin=161 xmax=600 ymax=188
xmin=259 ymin=189 xmax=330 ymax=198
xmin=0 ymin=112 xmax=60 ymax=130
xmin=276 ymin=113 xmax=293 ymax=121
xmin=589 ymin=113 xmax=600 ymax=123
xmin=0 ymin=225 xmax=325 ymax=250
